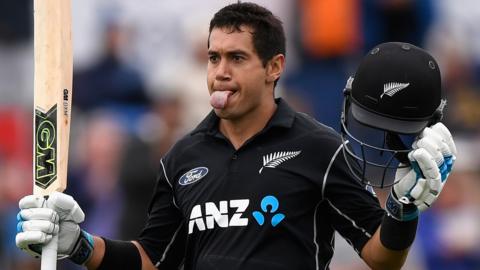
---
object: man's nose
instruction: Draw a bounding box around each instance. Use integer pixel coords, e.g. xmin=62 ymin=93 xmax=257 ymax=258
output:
xmin=215 ymin=60 xmax=231 ymax=81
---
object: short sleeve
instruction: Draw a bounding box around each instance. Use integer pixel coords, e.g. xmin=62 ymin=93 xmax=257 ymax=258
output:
xmin=137 ymin=158 xmax=186 ymax=268
xmin=323 ymin=143 xmax=385 ymax=254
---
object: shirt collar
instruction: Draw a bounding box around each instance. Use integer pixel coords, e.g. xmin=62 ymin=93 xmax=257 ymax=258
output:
xmin=190 ymin=98 xmax=296 ymax=136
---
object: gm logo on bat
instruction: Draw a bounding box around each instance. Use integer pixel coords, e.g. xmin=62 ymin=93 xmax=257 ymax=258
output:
xmin=35 ymin=105 xmax=57 ymax=189
xmin=188 ymin=195 xmax=286 ymax=234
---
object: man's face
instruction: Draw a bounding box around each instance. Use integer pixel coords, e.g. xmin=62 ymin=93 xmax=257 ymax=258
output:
xmin=207 ymin=26 xmax=273 ymax=120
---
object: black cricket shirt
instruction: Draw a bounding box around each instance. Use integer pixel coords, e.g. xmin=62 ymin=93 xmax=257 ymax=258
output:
xmin=138 ymin=98 xmax=385 ymax=270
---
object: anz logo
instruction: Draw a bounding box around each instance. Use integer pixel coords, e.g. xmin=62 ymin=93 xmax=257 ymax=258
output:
xmin=188 ymin=195 xmax=286 ymax=234
xmin=252 ymin=196 xmax=285 ymax=227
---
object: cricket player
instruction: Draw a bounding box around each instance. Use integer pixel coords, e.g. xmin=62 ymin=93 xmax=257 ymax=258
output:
xmin=16 ymin=2 xmax=456 ymax=269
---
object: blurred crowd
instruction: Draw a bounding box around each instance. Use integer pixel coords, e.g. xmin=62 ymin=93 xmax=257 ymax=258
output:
xmin=0 ymin=1 xmax=479 ymax=269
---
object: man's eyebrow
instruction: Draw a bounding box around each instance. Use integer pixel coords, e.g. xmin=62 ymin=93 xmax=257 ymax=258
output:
xmin=227 ymin=50 xmax=248 ymax=56
xmin=207 ymin=49 xmax=248 ymax=56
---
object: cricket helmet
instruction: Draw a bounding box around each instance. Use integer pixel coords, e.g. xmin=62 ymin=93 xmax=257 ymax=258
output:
xmin=341 ymin=42 xmax=446 ymax=187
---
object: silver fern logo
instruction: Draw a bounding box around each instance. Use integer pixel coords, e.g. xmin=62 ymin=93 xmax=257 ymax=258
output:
xmin=259 ymin=151 xmax=301 ymax=174
xmin=381 ymin=82 xmax=410 ymax=98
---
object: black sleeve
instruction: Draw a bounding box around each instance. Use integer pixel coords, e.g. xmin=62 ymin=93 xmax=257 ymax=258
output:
xmin=323 ymin=143 xmax=385 ymax=255
xmin=137 ymin=158 xmax=186 ymax=269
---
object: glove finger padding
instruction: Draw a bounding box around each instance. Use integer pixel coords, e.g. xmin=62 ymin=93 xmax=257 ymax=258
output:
xmin=431 ymin=122 xmax=457 ymax=156
xmin=411 ymin=149 xmax=441 ymax=180
xmin=19 ymin=195 xmax=48 ymax=209
xmin=394 ymin=149 xmax=441 ymax=205
xmin=409 ymin=178 xmax=427 ymax=200
xmin=16 ymin=230 xmax=51 ymax=247
xmin=410 ymin=148 xmax=442 ymax=209
xmin=47 ymin=192 xmax=85 ymax=223
xmin=393 ymin=167 xmax=417 ymax=200
xmin=18 ymin=220 xmax=59 ymax=235
xmin=431 ymin=123 xmax=457 ymax=179
xmin=16 ymin=231 xmax=51 ymax=258
xmin=19 ymin=208 xmax=59 ymax=223
xmin=413 ymin=136 xmax=444 ymax=166
xmin=419 ymin=127 xmax=451 ymax=158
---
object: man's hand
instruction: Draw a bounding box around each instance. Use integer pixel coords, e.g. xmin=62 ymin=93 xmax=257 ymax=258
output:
xmin=386 ymin=123 xmax=457 ymax=221
xmin=16 ymin=192 xmax=95 ymax=265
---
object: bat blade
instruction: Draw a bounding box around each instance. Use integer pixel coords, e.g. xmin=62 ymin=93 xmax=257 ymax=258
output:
xmin=33 ymin=0 xmax=73 ymax=269
xmin=33 ymin=0 xmax=72 ymax=195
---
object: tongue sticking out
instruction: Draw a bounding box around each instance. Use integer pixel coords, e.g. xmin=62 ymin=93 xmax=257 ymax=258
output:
xmin=210 ymin=91 xmax=233 ymax=109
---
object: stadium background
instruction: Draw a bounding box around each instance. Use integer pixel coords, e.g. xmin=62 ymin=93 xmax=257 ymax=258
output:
xmin=0 ymin=0 xmax=479 ymax=269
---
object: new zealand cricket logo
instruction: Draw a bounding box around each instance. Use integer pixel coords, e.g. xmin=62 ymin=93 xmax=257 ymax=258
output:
xmin=35 ymin=105 xmax=57 ymax=189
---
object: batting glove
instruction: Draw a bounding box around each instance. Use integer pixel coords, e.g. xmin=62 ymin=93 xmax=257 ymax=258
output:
xmin=386 ymin=123 xmax=457 ymax=221
xmin=15 ymin=192 xmax=95 ymax=265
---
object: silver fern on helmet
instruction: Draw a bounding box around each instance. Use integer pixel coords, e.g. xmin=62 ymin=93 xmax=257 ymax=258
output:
xmin=381 ymin=82 xmax=410 ymax=98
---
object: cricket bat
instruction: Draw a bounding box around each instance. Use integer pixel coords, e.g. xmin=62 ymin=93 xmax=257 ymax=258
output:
xmin=33 ymin=0 xmax=73 ymax=269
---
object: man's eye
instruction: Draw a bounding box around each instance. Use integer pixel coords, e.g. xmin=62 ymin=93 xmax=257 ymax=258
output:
xmin=209 ymin=55 xmax=219 ymax=63
xmin=233 ymin=55 xmax=243 ymax=62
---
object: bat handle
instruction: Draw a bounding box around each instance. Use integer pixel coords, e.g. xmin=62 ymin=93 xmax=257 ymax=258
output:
xmin=41 ymin=234 xmax=58 ymax=270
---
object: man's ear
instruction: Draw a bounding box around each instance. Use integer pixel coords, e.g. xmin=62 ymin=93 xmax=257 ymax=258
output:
xmin=266 ymin=54 xmax=285 ymax=84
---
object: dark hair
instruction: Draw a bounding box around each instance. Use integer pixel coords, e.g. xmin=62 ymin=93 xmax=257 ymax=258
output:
xmin=208 ymin=2 xmax=286 ymax=67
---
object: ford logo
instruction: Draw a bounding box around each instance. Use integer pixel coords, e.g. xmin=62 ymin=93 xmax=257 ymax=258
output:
xmin=179 ymin=167 xmax=209 ymax=186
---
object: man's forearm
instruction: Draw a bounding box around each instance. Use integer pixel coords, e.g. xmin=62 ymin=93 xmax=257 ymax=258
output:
xmin=132 ymin=241 xmax=158 ymax=270
xmin=86 ymin=236 xmax=106 ymax=270
xmin=361 ymin=227 xmax=410 ymax=270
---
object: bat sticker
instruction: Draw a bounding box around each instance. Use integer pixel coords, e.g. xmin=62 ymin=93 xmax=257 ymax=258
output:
xmin=35 ymin=104 xmax=57 ymax=189
xmin=63 ymin=88 xmax=69 ymax=117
